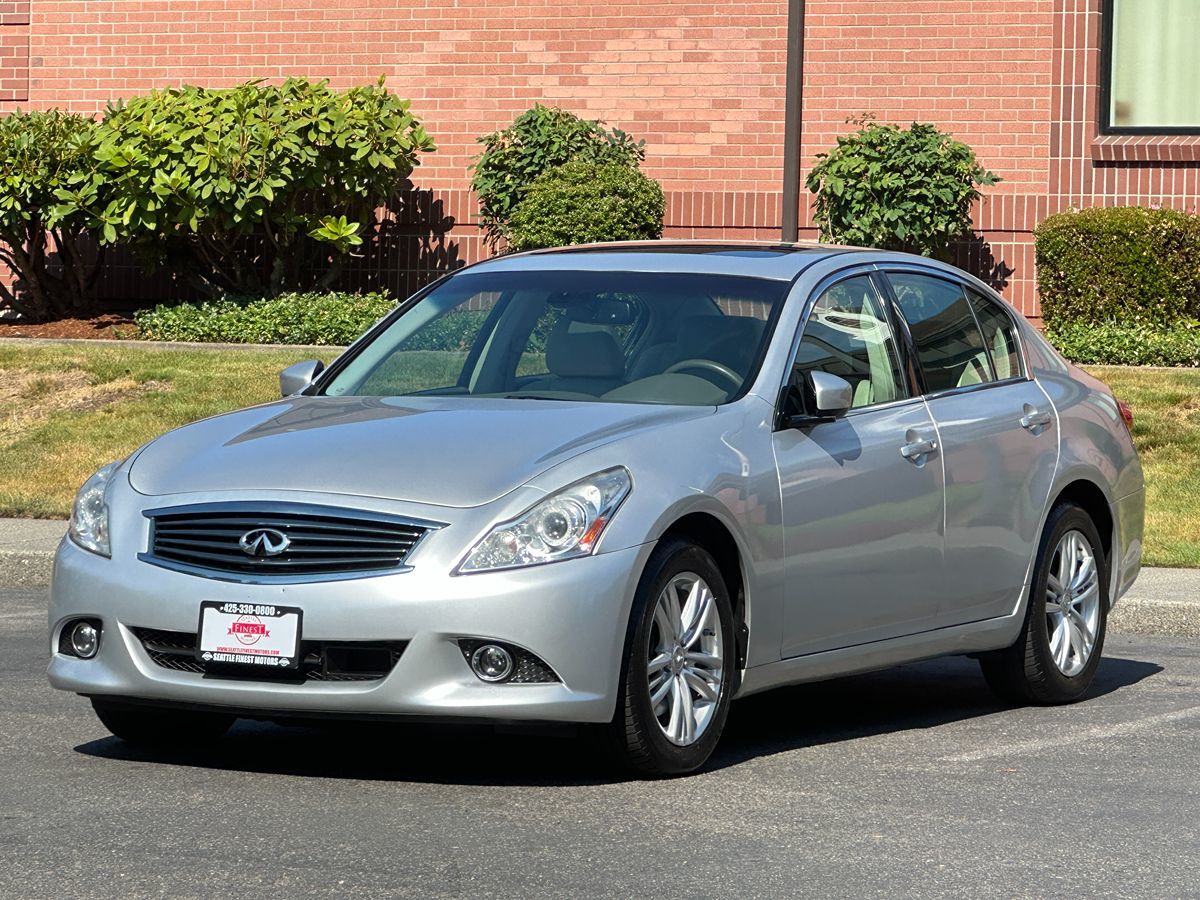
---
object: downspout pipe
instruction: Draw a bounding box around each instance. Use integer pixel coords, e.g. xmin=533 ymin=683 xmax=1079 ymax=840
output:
xmin=781 ymin=0 xmax=806 ymax=243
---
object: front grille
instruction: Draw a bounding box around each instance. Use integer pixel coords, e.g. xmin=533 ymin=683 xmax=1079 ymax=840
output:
xmin=132 ymin=627 xmax=407 ymax=682
xmin=144 ymin=503 xmax=434 ymax=579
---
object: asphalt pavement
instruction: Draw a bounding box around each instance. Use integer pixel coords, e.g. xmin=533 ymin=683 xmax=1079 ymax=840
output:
xmin=2 ymin=585 xmax=1197 ymax=898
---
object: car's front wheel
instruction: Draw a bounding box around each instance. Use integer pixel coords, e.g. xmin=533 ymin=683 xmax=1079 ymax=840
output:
xmin=980 ymin=502 xmax=1109 ymax=704
xmin=91 ymin=699 xmax=235 ymax=747
xmin=611 ymin=538 xmax=736 ymax=776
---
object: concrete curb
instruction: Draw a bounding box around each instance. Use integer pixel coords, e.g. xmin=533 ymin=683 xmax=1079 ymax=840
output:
xmin=0 ymin=336 xmax=346 ymax=353
xmin=0 ymin=551 xmax=56 ymax=588
xmin=1110 ymin=598 xmax=1200 ymax=639
xmin=1 ymin=518 xmax=1196 ymax=637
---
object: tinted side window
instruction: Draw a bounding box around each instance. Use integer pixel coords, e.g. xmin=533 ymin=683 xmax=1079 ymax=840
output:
xmin=967 ymin=290 xmax=1022 ymax=380
xmin=787 ymin=275 xmax=907 ymax=413
xmin=888 ymin=273 xmax=993 ymax=393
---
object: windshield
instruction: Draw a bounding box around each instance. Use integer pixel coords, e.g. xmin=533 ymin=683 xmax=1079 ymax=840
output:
xmin=323 ymin=269 xmax=790 ymax=405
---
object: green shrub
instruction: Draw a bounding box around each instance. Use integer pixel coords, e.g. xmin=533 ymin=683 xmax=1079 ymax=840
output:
xmin=133 ymin=291 xmax=395 ymax=345
xmin=472 ymin=106 xmax=645 ymax=249
xmin=56 ymin=78 xmax=434 ymax=297
xmin=806 ymin=119 xmax=1000 ymax=258
xmin=507 ymin=161 xmax=664 ymax=252
xmin=0 ymin=110 xmax=107 ymax=322
xmin=1046 ymin=321 xmax=1200 ymax=367
xmin=1035 ymin=206 xmax=1200 ymax=329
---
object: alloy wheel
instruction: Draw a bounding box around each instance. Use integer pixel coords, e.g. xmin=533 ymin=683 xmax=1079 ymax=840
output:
xmin=1045 ymin=529 xmax=1101 ymax=677
xmin=646 ymin=571 xmax=724 ymax=746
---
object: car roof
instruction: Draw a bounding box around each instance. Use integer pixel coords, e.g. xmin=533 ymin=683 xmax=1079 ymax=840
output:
xmin=464 ymin=240 xmax=860 ymax=282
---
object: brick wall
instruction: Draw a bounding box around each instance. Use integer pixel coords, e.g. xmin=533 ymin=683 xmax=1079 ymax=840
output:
xmin=3 ymin=1 xmax=1198 ymax=318
xmin=0 ymin=1 xmax=29 ymax=101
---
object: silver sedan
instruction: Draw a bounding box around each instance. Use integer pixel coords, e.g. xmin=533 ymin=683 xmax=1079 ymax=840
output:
xmin=49 ymin=242 xmax=1144 ymax=776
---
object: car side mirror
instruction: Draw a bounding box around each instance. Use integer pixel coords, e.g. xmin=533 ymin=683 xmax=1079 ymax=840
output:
xmin=280 ymin=359 xmax=325 ymax=397
xmin=808 ymin=371 xmax=853 ymax=418
xmin=781 ymin=370 xmax=853 ymax=428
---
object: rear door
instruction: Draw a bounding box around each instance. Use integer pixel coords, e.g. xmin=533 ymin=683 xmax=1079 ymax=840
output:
xmin=883 ymin=269 xmax=1058 ymax=625
xmin=774 ymin=272 xmax=946 ymax=657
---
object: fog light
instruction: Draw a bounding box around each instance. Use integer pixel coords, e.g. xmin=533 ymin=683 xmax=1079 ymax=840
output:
xmin=69 ymin=621 xmax=100 ymax=659
xmin=470 ymin=644 xmax=514 ymax=682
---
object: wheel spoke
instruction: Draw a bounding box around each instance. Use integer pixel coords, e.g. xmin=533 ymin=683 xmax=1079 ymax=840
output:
xmin=680 ymin=584 xmax=713 ymax=649
xmin=1046 ymin=573 xmax=1064 ymax=600
xmin=1045 ymin=601 xmax=1063 ymax=616
xmin=650 ymin=670 xmax=673 ymax=708
xmin=1073 ymin=583 xmax=1099 ymax=610
xmin=683 ymin=667 xmax=719 ymax=702
xmin=665 ymin=584 xmax=684 ymax=641
xmin=686 ymin=650 xmax=721 ymax=672
xmin=1049 ymin=618 xmax=1067 ymax=665
xmin=1055 ymin=538 xmax=1072 ymax=597
xmin=1065 ymin=617 xmax=1086 ymax=666
xmin=677 ymin=677 xmax=695 ymax=744
xmin=1071 ymin=551 xmax=1096 ymax=594
xmin=1056 ymin=621 xmax=1073 ymax=669
xmin=665 ymin=677 xmax=683 ymax=739
xmin=647 ymin=652 xmax=672 ymax=675
xmin=1068 ymin=607 xmax=1094 ymax=650
xmin=653 ymin=591 xmax=678 ymax=645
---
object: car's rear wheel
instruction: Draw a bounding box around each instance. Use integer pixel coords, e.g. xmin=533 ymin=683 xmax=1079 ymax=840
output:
xmin=980 ymin=503 xmax=1108 ymax=704
xmin=91 ymin=699 xmax=234 ymax=747
xmin=611 ymin=538 xmax=735 ymax=776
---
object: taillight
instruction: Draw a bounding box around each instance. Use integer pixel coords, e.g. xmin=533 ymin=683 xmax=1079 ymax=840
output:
xmin=1116 ymin=398 xmax=1134 ymax=431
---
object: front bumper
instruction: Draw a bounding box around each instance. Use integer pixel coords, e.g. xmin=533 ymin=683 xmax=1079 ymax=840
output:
xmin=49 ymin=536 xmax=652 ymax=724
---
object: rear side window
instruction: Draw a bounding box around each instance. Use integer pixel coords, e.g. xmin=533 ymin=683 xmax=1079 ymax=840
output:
xmin=887 ymin=273 xmax=993 ymax=393
xmin=967 ymin=290 xmax=1022 ymax=380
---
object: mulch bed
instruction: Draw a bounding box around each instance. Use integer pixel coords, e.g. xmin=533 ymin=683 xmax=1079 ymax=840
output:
xmin=0 ymin=314 xmax=136 ymax=340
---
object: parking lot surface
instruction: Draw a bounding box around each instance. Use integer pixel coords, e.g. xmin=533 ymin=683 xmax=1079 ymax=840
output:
xmin=2 ymin=586 xmax=1197 ymax=898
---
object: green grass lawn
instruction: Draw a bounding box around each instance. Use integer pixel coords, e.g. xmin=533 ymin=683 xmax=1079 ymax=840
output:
xmin=0 ymin=344 xmax=1195 ymax=567
xmin=1084 ymin=366 xmax=1200 ymax=568
xmin=0 ymin=343 xmax=334 ymax=518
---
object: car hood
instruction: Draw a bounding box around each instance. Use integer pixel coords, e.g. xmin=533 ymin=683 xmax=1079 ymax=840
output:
xmin=128 ymin=396 xmax=713 ymax=507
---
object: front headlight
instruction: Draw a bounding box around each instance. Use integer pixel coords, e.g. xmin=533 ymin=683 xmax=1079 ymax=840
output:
xmin=457 ymin=467 xmax=632 ymax=574
xmin=68 ymin=461 xmax=120 ymax=557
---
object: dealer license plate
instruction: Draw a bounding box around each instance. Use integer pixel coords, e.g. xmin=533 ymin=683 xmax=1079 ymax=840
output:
xmin=197 ymin=601 xmax=302 ymax=669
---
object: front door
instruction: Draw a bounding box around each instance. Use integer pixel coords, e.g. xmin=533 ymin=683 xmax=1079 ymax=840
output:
xmin=774 ymin=274 xmax=946 ymax=658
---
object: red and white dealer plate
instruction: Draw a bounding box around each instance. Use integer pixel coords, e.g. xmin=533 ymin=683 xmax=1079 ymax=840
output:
xmin=196 ymin=601 xmax=302 ymax=669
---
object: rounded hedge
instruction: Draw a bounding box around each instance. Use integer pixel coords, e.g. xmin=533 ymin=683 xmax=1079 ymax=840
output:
xmin=1035 ymin=206 xmax=1200 ymax=329
xmin=471 ymin=105 xmax=645 ymax=250
xmin=805 ymin=120 xmax=999 ymax=258
xmin=506 ymin=161 xmax=665 ymax=252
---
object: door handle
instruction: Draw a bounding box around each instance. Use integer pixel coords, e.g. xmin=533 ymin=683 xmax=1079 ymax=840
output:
xmin=1020 ymin=409 xmax=1053 ymax=431
xmin=900 ymin=438 xmax=938 ymax=461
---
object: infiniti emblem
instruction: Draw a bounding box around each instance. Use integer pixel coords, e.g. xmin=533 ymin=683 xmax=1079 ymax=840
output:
xmin=239 ymin=528 xmax=290 ymax=558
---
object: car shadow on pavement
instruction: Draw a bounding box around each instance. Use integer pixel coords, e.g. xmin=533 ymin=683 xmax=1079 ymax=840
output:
xmin=73 ymin=653 xmax=1162 ymax=785
xmin=708 ymin=653 xmax=1161 ymax=772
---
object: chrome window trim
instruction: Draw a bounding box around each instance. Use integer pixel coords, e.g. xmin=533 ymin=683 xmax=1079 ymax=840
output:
xmin=137 ymin=501 xmax=446 ymax=585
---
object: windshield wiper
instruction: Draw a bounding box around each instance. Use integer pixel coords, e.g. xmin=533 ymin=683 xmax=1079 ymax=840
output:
xmin=503 ymin=393 xmax=578 ymax=401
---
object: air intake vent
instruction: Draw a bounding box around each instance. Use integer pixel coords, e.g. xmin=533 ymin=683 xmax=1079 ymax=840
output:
xmin=142 ymin=502 xmax=438 ymax=580
xmin=132 ymin=627 xmax=407 ymax=682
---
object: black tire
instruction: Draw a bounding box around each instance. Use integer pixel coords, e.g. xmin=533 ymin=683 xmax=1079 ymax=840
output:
xmin=980 ymin=503 xmax=1109 ymax=705
xmin=610 ymin=538 xmax=736 ymax=777
xmin=91 ymin=699 xmax=234 ymax=747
